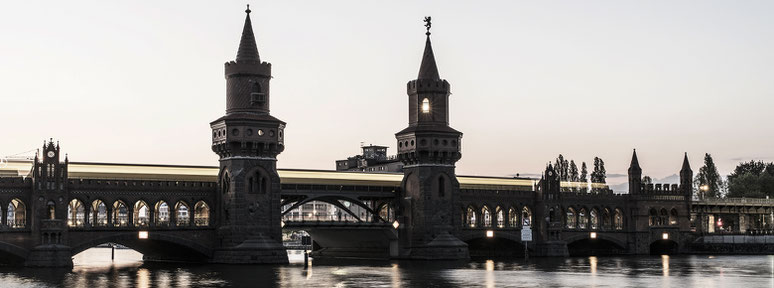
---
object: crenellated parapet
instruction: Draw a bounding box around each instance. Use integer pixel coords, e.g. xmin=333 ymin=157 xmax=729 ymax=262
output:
xmin=640 ymin=183 xmax=686 ymax=195
xmin=407 ymin=78 xmax=450 ymax=94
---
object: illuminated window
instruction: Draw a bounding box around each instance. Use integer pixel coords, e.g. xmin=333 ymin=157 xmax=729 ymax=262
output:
xmin=421 ymin=98 xmax=430 ymax=113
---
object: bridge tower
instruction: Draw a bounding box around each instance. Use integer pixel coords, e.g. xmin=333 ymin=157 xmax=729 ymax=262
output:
xmin=536 ymin=164 xmax=569 ymax=256
xmin=26 ymin=139 xmax=72 ymax=266
xmin=394 ymin=18 xmax=468 ymax=260
xmin=210 ymin=6 xmax=288 ymax=264
xmin=628 ymin=149 xmax=642 ymax=195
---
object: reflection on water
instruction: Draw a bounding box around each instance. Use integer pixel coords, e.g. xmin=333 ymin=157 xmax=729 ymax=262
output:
xmin=0 ymin=249 xmax=773 ymax=287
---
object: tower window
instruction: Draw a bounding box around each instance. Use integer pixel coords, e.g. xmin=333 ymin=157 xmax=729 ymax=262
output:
xmin=421 ymin=98 xmax=430 ymax=113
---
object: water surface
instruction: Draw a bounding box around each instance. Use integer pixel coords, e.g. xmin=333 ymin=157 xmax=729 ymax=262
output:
xmin=0 ymin=248 xmax=772 ymax=287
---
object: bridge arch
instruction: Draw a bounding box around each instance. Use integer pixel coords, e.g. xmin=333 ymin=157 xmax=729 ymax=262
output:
xmin=175 ymin=201 xmax=190 ymax=226
xmin=112 ymin=200 xmax=129 ymax=227
xmin=650 ymin=239 xmax=679 ymax=255
xmin=0 ymin=241 xmax=29 ymax=264
xmin=154 ymin=200 xmax=171 ymax=226
xmin=133 ymin=200 xmax=151 ymax=227
xmin=91 ymin=199 xmax=108 ymax=227
xmin=565 ymin=234 xmax=627 ymax=256
xmin=281 ymin=195 xmax=385 ymax=223
xmin=70 ymin=232 xmax=213 ymax=262
xmin=67 ymin=198 xmax=86 ymax=227
xmin=194 ymin=200 xmax=210 ymax=226
xmin=6 ymin=198 xmax=27 ymax=228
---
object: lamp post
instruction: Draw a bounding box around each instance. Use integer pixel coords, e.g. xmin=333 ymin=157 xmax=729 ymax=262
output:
xmin=700 ymin=185 xmax=709 ymax=200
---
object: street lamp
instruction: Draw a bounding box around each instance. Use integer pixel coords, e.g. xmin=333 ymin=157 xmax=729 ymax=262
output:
xmin=700 ymin=185 xmax=709 ymax=200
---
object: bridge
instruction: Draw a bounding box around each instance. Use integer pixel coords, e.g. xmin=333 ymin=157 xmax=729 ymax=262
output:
xmin=3 ymin=9 xmax=773 ymax=266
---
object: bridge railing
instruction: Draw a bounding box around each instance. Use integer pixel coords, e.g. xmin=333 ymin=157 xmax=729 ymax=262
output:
xmin=694 ymin=197 xmax=774 ymax=206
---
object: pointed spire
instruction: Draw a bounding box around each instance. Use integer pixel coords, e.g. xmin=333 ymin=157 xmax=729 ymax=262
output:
xmin=630 ymin=149 xmax=641 ymax=170
xmin=236 ymin=5 xmax=260 ymax=62
xmin=417 ymin=17 xmax=440 ymax=80
xmin=681 ymin=152 xmax=691 ymax=171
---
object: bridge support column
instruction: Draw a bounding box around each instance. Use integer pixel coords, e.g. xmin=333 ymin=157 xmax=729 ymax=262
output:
xmin=24 ymin=245 xmax=72 ymax=267
xmin=535 ymin=241 xmax=569 ymax=257
xmin=211 ymin=233 xmax=287 ymax=264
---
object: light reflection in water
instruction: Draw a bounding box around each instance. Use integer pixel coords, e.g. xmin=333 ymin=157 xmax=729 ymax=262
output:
xmin=662 ymin=255 xmax=670 ymax=277
xmin=136 ymin=268 xmax=150 ymax=288
xmin=589 ymin=256 xmax=598 ymax=275
xmin=391 ymin=263 xmax=401 ymax=288
xmin=485 ymin=259 xmax=495 ymax=288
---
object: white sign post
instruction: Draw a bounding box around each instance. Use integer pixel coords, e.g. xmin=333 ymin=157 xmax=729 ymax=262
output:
xmin=521 ymin=226 xmax=532 ymax=260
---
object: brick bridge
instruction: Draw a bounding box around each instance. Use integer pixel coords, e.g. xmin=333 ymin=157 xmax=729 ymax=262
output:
xmin=3 ymin=9 xmax=772 ymax=266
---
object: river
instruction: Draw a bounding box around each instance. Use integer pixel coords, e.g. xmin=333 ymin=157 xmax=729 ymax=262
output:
xmin=0 ymin=249 xmax=772 ymax=287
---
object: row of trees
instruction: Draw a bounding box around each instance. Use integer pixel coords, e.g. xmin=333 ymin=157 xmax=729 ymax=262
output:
xmin=694 ymin=153 xmax=774 ymax=199
xmin=552 ymin=154 xmax=607 ymax=184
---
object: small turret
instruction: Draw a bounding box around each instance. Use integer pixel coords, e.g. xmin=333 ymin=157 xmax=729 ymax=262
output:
xmin=680 ymin=153 xmax=693 ymax=197
xmin=628 ymin=149 xmax=642 ymax=194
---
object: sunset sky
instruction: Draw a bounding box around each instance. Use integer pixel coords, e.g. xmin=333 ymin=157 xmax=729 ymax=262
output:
xmin=1 ymin=1 xmax=772 ymax=187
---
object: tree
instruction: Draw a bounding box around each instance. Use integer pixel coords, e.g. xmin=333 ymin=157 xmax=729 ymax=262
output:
xmin=580 ymin=162 xmax=588 ymax=183
xmin=727 ymin=160 xmax=774 ymax=198
xmin=695 ymin=153 xmax=723 ymax=198
xmin=591 ymin=157 xmax=607 ymax=184
xmin=569 ymin=160 xmax=579 ymax=182
xmin=554 ymin=154 xmax=571 ymax=181
xmin=642 ymin=176 xmax=653 ymax=184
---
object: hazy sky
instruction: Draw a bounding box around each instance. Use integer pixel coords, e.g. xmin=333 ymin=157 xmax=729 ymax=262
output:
xmin=1 ymin=1 xmax=772 ymax=185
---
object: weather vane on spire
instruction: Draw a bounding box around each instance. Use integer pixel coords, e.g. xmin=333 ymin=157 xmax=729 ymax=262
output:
xmin=246 ymin=4 xmax=251 ymax=14
xmin=424 ymin=16 xmax=432 ymax=36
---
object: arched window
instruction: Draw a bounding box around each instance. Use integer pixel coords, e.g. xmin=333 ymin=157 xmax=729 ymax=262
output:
xmin=495 ymin=206 xmax=504 ymax=228
xmin=590 ymin=209 xmax=598 ymax=230
xmin=438 ymin=176 xmax=445 ymax=198
xmin=466 ymin=206 xmax=477 ymax=228
xmin=250 ymin=82 xmax=265 ymax=105
xmin=175 ymin=201 xmax=190 ymax=226
xmin=509 ymin=207 xmax=518 ymax=228
xmin=522 ymin=206 xmax=532 ymax=227
xmin=194 ymin=201 xmax=210 ymax=227
xmin=649 ymin=208 xmax=658 ymax=226
xmin=669 ymin=208 xmax=678 ymax=226
xmin=6 ymin=198 xmax=26 ymax=228
xmin=566 ymin=207 xmax=576 ymax=229
xmin=67 ymin=199 xmax=85 ymax=227
xmin=614 ymin=209 xmax=624 ymax=230
xmin=660 ymin=208 xmax=668 ymax=226
xmin=134 ymin=200 xmax=150 ymax=227
xmin=602 ymin=208 xmax=611 ymax=230
xmin=578 ymin=208 xmax=587 ymax=229
xmin=92 ymin=200 xmax=108 ymax=227
xmin=482 ymin=206 xmax=492 ymax=227
xmin=155 ymin=201 xmax=170 ymax=226
xmin=47 ymin=201 xmax=56 ymax=220
xmin=421 ymin=98 xmax=430 ymax=113
xmin=113 ymin=201 xmax=129 ymax=227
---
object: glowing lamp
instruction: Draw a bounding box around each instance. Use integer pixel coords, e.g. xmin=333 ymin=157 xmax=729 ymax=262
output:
xmin=392 ymin=220 xmax=400 ymax=229
xmin=662 ymin=232 xmax=669 ymax=240
xmin=486 ymin=230 xmax=494 ymax=238
xmin=590 ymin=232 xmax=597 ymax=239
xmin=138 ymin=231 xmax=149 ymax=239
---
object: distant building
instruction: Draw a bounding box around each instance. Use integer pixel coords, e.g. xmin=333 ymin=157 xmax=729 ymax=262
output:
xmin=335 ymin=145 xmax=403 ymax=172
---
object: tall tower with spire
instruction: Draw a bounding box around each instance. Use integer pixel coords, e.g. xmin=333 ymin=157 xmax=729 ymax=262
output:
xmin=628 ymin=149 xmax=642 ymax=195
xmin=210 ymin=6 xmax=288 ymax=264
xmin=395 ymin=17 xmax=468 ymax=260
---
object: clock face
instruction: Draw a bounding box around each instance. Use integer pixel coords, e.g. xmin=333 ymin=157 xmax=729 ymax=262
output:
xmin=47 ymin=151 xmax=56 ymax=158
xmin=548 ymin=171 xmax=553 ymax=176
